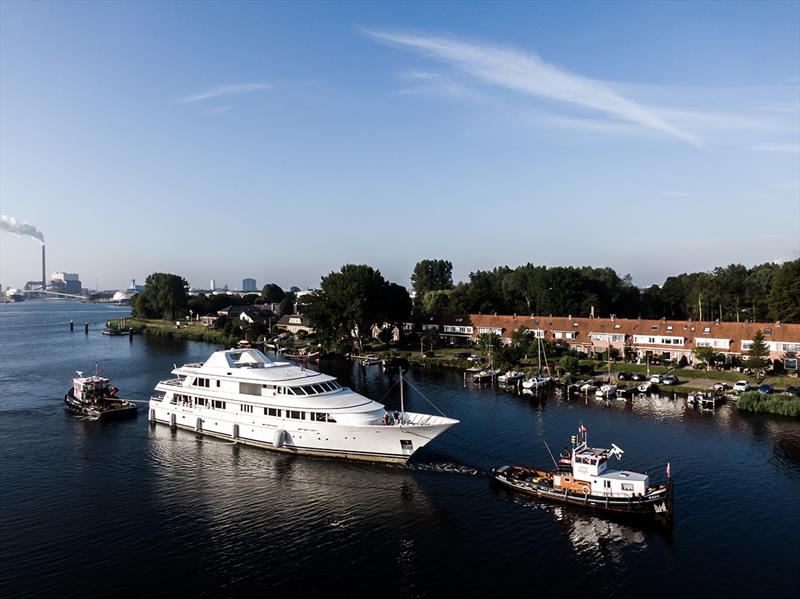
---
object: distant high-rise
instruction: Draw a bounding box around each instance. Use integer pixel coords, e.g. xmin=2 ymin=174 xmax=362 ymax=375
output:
xmin=210 ymin=279 xmax=216 ymax=291
xmin=242 ymin=278 xmax=257 ymax=292
xmin=51 ymin=272 xmax=81 ymax=295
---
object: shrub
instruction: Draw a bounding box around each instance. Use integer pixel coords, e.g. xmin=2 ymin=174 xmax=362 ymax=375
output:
xmin=678 ymin=355 xmax=688 ymax=368
xmin=737 ymin=392 xmax=800 ymax=417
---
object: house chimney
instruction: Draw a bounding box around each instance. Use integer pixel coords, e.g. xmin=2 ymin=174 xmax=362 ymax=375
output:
xmin=590 ymin=306 xmax=595 ymax=318
xmin=776 ymin=321 xmax=782 ymax=327
xmin=41 ymin=245 xmax=46 ymax=292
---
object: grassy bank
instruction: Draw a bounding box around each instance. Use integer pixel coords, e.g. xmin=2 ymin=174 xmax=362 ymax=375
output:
xmin=108 ymin=318 xmax=226 ymax=344
xmin=736 ymin=391 xmax=800 ymax=417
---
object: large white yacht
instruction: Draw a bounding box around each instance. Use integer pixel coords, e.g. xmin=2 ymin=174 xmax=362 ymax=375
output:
xmin=148 ymin=348 xmax=458 ymax=464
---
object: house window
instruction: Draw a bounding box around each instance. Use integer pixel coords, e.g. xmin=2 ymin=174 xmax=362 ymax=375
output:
xmin=785 ymin=358 xmax=797 ymax=370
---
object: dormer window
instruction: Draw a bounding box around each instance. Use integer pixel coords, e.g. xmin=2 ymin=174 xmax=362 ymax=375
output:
xmin=651 ymin=325 xmax=659 ymax=331
xmin=666 ymin=326 xmax=673 ymax=331
xmin=764 ymin=328 xmax=772 ymax=335
xmin=703 ymin=327 xmax=711 ymax=333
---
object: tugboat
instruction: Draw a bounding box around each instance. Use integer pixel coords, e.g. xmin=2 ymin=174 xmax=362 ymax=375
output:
xmin=492 ymin=424 xmax=673 ymax=518
xmin=64 ymin=372 xmax=138 ymax=419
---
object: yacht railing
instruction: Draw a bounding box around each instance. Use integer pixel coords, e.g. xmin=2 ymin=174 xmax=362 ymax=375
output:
xmin=161 ymin=378 xmax=183 ymax=387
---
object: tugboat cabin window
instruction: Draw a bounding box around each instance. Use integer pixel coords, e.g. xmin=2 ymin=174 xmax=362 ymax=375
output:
xmin=604 ymin=480 xmax=612 ymax=488
xmin=621 ymin=483 xmax=634 ymax=491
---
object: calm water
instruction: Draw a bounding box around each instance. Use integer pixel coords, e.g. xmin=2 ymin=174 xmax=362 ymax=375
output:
xmin=1 ymin=302 xmax=799 ymax=597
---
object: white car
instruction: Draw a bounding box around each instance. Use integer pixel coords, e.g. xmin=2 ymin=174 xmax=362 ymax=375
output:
xmin=733 ymin=380 xmax=749 ymax=393
xmin=650 ymin=375 xmax=662 ymax=384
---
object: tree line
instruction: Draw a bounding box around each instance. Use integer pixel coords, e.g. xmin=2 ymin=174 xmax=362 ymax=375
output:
xmin=413 ymin=259 xmax=800 ymax=323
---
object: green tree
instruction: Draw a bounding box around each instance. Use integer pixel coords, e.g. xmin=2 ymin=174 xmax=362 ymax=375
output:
xmin=305 ymin=264 xmax=411 ymax=352
xmin=558 ymin=355 xmax=580 ymax=374
xmin=411 ymin=259 xmax=454 ymax=297
xmin=278 ymin=292 xmax=296 ymax=316
xmin=420 ymin=289 xmax=451 ymax=316
xmin=768 ymin=259 xmax=800 ymax=323
xmin=261 ymin=283 xmax=285 ymax=304
xmin=133 ymin=273 xmax=189 ymax=320
xmin=476 ymin=332 xmax=501 ymax=361
xmin=693 ymin=346 xmax=721 ymax=370
xmin=746 ymin=330 xmax=770 ymax=373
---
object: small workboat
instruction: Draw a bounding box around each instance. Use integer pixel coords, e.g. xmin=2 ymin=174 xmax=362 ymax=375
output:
xmin=579 ymin=381 xmax=598 ymax=393
xmin=595 ymin=384 xmax=617 ymax=399
xmin=522 ymin=375 xmax=552 ymax=390
xmin=637 ymin=381 xmax=656 ymax=394
xmin=493 ymin=424 xmax=673 ymax=518
xmin=688 ymin=391 xmax=724 ymax=410
xmin=498 ymin=370 xmax=525 ymax=384
xmin=64 ymin=372 xmax=137 ymax=419
xmin=472 ymin=369 xmax=499 ymax=383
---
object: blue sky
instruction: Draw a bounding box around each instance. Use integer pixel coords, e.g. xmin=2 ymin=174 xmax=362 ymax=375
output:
xmin=1 ymin=1 xmax=798 ymax=291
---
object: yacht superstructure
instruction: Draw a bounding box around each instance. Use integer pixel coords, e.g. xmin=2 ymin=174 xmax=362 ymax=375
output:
xmin=148 ymin=349 xmax=458 ymax=464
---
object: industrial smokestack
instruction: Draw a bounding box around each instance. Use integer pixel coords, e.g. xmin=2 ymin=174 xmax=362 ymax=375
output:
xmin=42 ymin=245 xmax=46 ymax=292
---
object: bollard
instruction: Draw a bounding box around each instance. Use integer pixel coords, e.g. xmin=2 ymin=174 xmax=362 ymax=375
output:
xmin=129 ymin=328 xmax=133 ymax=341
xmin=84 ymin=322 xmax=89 ymax=334
xmin=70 ymin=320 xmax=74 ymax=331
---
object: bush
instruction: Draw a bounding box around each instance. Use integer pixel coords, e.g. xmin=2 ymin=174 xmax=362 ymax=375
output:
xmin=678 ymin=355 xmax=688 ymax=368
xmin=559 ymin=355 xmax=580 ymax=374
xmin=737 ymin=392 xmax=800 ymax=417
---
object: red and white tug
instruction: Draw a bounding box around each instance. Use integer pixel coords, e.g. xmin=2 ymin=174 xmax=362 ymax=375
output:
xmin=493 ymin=424 xmax=673 ymax=518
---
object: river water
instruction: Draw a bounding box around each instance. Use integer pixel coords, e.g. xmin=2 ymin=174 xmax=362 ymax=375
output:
xmin=1 ymin=302 xmax=798 ymax=597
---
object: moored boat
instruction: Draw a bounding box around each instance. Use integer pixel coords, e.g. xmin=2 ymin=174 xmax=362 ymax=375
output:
xmin=472 ymin=369 xmax=499 ymax=383
xmin=595 ymin=384 xmax=617 ymax=399
xmin=493 ymin=424 xmax=673 ymax=518
xmin=64 ymin=373 xmax=138 ymax=419
xmin=498 ymin=370 xmax=525 ymax=384
xmin=522 ymin=375 xmax=552 ymax=390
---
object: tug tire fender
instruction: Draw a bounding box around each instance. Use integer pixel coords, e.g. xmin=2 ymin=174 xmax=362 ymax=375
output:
xmin=582 ymin=485 xmax=591 ymax=495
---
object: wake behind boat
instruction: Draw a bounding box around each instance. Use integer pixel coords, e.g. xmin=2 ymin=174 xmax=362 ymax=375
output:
xmin=493 ymin=424 xmax=673 ymax=519
xmin=148 ymin=348 xmax=458 ymax=464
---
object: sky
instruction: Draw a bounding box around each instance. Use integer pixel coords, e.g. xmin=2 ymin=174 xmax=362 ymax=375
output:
xmin=1 ymin=0 xmax=798 ymax=292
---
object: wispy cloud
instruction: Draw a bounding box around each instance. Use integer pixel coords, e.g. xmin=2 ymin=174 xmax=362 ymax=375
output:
xmin=750 ymin=143 xmax=800 ymax=153
xmin=177 ymin=83 xmax=271 ymax=104
xmin=364 ymin=29 xmax=704 ymax=149
xmin=202 ymin=105 xmax=233 ymax=115
xmin=662 ymin=191 xmax=693 ymax=199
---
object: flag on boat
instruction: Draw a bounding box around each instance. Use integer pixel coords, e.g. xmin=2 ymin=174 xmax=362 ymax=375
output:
xmin=666 ymin=462 xmax=671 ymax=479
xmin=579 ymin=423 xmax=587 ymax=433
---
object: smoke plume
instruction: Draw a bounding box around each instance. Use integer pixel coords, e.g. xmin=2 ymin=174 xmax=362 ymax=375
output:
xmin=0 ymin=214 xmax=45 ymax=245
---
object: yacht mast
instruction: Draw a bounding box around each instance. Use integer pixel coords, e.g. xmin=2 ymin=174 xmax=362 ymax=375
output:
xmin=399 ymin=368 xmax=405 ymax=417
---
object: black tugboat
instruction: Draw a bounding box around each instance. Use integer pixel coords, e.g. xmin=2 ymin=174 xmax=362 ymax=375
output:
xmin=493 ymin=424 xmax=673 ymax=519
xmin=64 ymin=372 xmax=137 ymax=419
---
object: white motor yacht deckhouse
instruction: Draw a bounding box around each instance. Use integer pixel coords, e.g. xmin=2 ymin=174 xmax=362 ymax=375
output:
xmin=149 ymin=349 xmax=458 ymax=464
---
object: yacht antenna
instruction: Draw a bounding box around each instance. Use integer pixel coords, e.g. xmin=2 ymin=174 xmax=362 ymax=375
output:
xmin=399 ymin=368 xmax=405 ymax=418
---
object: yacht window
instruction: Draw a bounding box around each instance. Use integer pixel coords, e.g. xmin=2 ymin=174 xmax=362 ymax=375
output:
xmin=211 ymin=400 xmax=226 ymax=410
xmin=196 ymin=397 xmax=208 ymax=406
xmin=312 ymin=384 xmax=325 ymax=394
xmin=314 ymin=412 xmax=336 ymax=423
xmin=241 ymin=404 xmax=253 ymax=413
xmin=216 ymin=380 xmax=220 ymax=387
xmin=295 ymin=386 xmax=309 ymax=396
xmin=288 ymin=410 xmax=304 ymax=419
xmin=265 ymin=407 xmax=281 ymax=417
xmin=321 ymin=382 xmax=333 ymax=392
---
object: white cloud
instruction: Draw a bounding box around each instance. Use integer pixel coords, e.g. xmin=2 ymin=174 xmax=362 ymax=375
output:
xmin=177 ymin=83 xmax=271 ymax=104
xmin=364 ymin=29 xmax=705 ymax=148
xmin=750 ymin=143 xmax=800 ymax=153
xmin=203 ymin=105 xmax=233 ymax=115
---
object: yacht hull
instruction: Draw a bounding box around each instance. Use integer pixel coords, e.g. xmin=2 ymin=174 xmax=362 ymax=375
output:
xmin=148 ymin=403 xmax=456 ymax=464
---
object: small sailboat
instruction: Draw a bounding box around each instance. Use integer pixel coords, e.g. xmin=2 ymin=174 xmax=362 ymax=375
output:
xmin=595 ymin=384 xmax=617 ymax=399
xmin=522 ymin=336 xmax=552 ymax=390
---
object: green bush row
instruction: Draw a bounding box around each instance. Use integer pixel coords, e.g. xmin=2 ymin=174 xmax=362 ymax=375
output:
xmin=737 ymin=392 xmax=800 ymax=417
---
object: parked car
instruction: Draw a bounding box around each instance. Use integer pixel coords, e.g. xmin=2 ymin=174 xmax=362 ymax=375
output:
xmin=661 ymin=375 xmax=679 ymax=386
xmin=617 ymin=372 xmax=632 ymax=381
xmin=649 ymin=375 xmax=662 ymax=384
xmin=733 ymin=380 xmax=750 ymax=393
xmin=785 ymin=386 xmax=800 ymax=397
xmin=757 ymin=384 xmax=774 ymax=394
xmin=631 ymin=372 xmax=646 ymax=381
xmin=713 ymin=382 xmax=728 ymax=392
xmin=466 ymin=355 xmax=482 ymax=362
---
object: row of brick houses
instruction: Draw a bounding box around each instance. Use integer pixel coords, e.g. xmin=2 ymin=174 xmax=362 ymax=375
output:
xmin=406 ymin=314 xmax=800 ymax=370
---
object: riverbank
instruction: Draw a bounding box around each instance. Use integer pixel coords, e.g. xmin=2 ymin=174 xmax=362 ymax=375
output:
xmin=108 ymin=317 xmax=226 ymax=344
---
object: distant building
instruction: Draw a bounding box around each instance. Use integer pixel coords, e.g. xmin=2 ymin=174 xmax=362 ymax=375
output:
xmin=129 ymin=278 xmax=145 ymax=292
xmin=51 ymin=272 xmax=81 ymax=295
xmin=242 ymin=278 xmax=257 ymax=292
xmin=210 ymin=279 xmax=216 ymax=291
xmin=276 ymin=314 xmax=315 ymax=335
